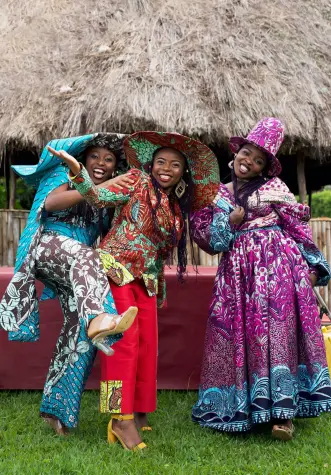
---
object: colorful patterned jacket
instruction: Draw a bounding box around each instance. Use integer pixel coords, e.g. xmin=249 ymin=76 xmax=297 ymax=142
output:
xmin=190 ymin=178 xmax=331 ymax=286
xmin=71 ymin=166 xmax=184 ymax=307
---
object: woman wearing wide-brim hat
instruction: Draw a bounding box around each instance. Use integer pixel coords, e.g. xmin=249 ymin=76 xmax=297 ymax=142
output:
xmin=0 ymin=133 xmax=138 ymax=435
xmin=191 ymin=117 xmax=331 ymax=440
xmin=52 ymin=130 xmax=220 ymax=450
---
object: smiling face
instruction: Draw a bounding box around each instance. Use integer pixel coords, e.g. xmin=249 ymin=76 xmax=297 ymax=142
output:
xmin=233 ymin=143 xmax=268 ymax=180
xmin=151 ymin=148 xmax=186 ymax=194
xmin=85 ymin=147 xmax=116 ymax=184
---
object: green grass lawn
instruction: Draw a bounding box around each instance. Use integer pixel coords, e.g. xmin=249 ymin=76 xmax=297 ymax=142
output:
xmin=1 ymin=390 xmax=331 ymax=475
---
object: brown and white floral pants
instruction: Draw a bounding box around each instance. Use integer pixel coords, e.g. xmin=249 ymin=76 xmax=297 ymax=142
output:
xmin=0 ymin=233 xmax=119 ymax=427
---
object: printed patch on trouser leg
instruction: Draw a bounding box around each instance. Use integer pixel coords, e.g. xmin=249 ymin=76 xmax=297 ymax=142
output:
xmin=100 ymin=380 xmax=122 ymax=413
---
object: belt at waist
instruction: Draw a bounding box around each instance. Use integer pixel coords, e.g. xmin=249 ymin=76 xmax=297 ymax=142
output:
xmin=234 ymin=225 xmax=281 ymax=239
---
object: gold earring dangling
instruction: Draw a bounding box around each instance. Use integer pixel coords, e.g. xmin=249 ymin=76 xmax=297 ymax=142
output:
xmin=175 ymin=178 xmax=186 ymax=199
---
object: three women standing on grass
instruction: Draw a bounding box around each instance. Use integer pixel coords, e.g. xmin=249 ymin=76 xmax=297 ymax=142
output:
xmin=2 ymin=119 xmax=330 ymax=447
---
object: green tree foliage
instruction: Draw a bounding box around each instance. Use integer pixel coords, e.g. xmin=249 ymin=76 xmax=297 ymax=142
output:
xmin=0 ymin=177 xmax=35 ymax=209
xmin=311 ymin=189 xmax=331 ymax=218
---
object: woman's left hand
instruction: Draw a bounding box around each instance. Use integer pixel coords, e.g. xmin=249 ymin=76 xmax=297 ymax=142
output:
xmin=47 ymin=146 xmax=81 ymax=176
xmin=229 ymin=206 xmax=245 ymax=225
xmin=101 ymin=173 xmax=135 ymax=190
xmin=309 ymin=273 xmax=318 ymax=287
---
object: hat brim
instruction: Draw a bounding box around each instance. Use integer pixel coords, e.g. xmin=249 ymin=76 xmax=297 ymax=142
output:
xmin=13 ymin=133 xmax=128 ymax=188
xmin=228 ymin=137 xmax=282 ymax=177
xmin=12 ymin=133 xmax=98 ymax=188
xmin=124 ymin=131 xmax=220 ymax=211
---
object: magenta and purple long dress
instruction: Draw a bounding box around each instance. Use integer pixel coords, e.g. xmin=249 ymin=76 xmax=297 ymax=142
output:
xmin=191 ymin=178 xmax=331 ymax=432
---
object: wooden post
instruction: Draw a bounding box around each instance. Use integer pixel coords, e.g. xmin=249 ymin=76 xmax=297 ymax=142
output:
xmin=9 ymin=165 xmax=16 ymax=209
xmin=297 ymin=156 xmax=307 ymax=203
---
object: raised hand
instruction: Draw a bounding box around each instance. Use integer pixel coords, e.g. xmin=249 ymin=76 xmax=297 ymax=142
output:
xmin=47 ymin=146 xmax=81 ymax=176
xmin=101 ymin=172 xmax=135 ymax=190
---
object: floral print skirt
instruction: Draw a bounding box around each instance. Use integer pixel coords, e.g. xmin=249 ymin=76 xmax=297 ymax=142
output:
xmin=193 ymin=228 xmax=331 ymax=432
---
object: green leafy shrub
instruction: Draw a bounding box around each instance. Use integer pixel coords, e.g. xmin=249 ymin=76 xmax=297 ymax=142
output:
xmin=311 ymin=190 xmax=331 ymax=218
xmin=0 ymin=177 xmax=35 ymax=209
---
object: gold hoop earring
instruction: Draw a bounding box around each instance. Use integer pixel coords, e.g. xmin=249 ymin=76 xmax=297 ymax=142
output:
xmin=175 ymin=179 xmax=186 ymax=199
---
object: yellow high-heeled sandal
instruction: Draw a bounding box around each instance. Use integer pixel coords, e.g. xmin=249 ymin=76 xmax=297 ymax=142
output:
xmin=108 ymin=414 xmax=147 ymax=452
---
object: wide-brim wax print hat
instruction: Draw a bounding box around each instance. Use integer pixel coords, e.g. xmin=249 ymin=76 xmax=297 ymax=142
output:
xmin=12 ymin=132 xmax=126 ymax=274
xmin=228 ymin=117 xmax=285 ymax=176
xmin=12 ymin=132 xmax=127 ymax=188
xmin=123 ymin=131 xmax=220 ymax=211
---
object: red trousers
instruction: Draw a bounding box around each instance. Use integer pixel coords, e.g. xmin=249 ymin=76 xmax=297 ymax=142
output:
xmin=100 ymin=280 xmax=158 ymax=414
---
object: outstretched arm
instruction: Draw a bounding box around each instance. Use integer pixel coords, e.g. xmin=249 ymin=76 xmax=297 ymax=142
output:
xmin=45 ymin=183 xmax=83 ymax=211
xmin=46 ymin=146 xmax=136 ymax=209
xmin=45 ymin=174 xmax=135 ymax=211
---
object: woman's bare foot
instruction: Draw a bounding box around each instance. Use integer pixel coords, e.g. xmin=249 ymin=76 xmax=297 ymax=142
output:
xmin=111 ymin=417 xmax=143 ymax=449
xmin=271 ymin=419 xmax=294 ymax=441
xmin=42 ymin=416 xmax=69 ymax=436
xmin=273 ymin=419 xmax=292 ymax=428
xmin=87 ymin=313 xmax=116 ymax=339
xmin=88 ymin=307 xmax=138 ymax=339
xmin=134 ymin=412 xmax=150 ymax=430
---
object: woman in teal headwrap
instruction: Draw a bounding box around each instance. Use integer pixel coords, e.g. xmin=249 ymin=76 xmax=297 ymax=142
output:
xmin=0 ymin=133 xmax=136 ymax=435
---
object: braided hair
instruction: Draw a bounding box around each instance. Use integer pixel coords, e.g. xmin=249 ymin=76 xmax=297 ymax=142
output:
xmin=147 ymin=148 xmax=193 ymax=281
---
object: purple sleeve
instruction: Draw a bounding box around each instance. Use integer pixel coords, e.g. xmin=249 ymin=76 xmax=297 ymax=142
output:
xmin=275 ymin=196 xmax=330 ymax=286
xmin=189 ymin=205 xmax=218 ymax=255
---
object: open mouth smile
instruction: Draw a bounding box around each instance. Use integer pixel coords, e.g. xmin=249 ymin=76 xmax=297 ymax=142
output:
xmin=92 ymin=168 xmax=106 ymax=180
xmin=239 ymin=163 xmax=250 ymax=174
xmin=158 ymin=174 xmax=172 ymax=183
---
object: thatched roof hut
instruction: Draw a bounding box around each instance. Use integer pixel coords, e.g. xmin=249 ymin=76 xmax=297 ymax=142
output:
xmin=1 ymin=0 xmax=331 ymax=202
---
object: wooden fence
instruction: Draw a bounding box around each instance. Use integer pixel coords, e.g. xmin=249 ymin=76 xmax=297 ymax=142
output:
xmin=0 ymin=210 xmax=30 ymax=268
xmin=0 ymin=210 xmax=330 ymax=306
xmin=310 ymin=218 xmax=331 ymax=307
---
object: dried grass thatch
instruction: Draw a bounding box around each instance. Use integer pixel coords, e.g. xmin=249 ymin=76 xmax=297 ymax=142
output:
xmin=0 ymin=0 xmax=330 ymax=158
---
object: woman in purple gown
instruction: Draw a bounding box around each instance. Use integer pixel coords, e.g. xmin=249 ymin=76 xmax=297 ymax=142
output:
xmin=191 ymin=118 xmax=331 ymax=440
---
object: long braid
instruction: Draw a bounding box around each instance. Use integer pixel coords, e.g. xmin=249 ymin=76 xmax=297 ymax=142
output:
xmin=173 ymin=170 xmax=193 ymax=281
xmin=149 ymin=174 xmax=164 ymax=240
xmin=175 ymin=209 xmax=188 ymax=281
